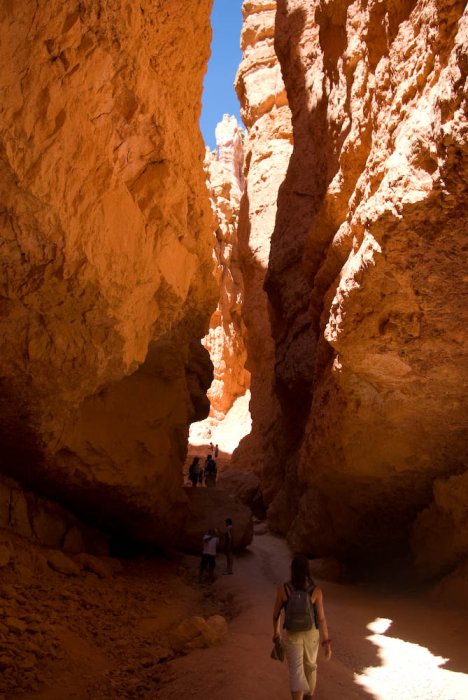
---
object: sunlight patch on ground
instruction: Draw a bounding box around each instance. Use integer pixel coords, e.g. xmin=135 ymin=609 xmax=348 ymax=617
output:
xmin=355 ymin=617 xmax=468 ymax=700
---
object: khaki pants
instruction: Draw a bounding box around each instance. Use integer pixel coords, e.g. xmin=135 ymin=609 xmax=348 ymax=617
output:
xmin=284 ymin=628 xmax=320 ymax=695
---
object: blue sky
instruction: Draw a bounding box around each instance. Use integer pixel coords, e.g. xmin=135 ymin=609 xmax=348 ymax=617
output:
xmin=200 ymin=0 xmax=244 ymax=150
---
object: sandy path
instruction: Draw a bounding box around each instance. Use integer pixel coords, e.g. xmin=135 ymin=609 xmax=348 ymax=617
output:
xmin=159 ymin=532 xmax=468 ymax=700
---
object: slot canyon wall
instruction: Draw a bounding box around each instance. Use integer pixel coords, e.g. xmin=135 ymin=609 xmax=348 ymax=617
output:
xmin=235 ymin=0 xmax=467 ymax=582
xmin=0 ymin=0 xmax=217 ymax=545
xmin=231 ymin=0 xmax=293 ymax=492
xmin=189 ymin=115 xmax=251 ymax=455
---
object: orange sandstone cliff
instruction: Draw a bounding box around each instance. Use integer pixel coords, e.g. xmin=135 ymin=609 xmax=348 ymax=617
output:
xmin=231 ymin=0 xmax=293 ymax=486
xmin=236 ymin=0 xmax=468 ymax=578
xmin=190 ymin=115 xmax=251 ymax=454
xmin=0 ymin=0 xmax=216 ymax=543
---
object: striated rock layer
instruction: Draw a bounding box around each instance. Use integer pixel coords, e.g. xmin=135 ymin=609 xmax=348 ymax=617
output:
xmin=0 ymin=0 xmax=216 ymax=544
xmin=190 ymin=115 xmax=251 ymax=454
xmin=238 ymin=0 xmax=468 ymax=577
xmin=231 ymin=0 xmax=293 ymax=481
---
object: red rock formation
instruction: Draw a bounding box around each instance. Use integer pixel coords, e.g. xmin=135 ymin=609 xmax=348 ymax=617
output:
xmin=239 ymin=0 xmax=467 ymax=575
xmin=231 ymin=0 xmax=293 ymax=483
xmin=0 ymin=0 xmax=216 ymax=543
xmin=190 ymin=115 xmax=251 ymax=454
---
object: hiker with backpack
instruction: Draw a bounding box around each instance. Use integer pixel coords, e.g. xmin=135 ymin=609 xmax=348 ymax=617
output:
xmin=188 ymin=457 xmax=200 ymax=487
xmin=272 ymin=555 xmax=331 ymax=699
xmin=204 ymin=454 xmax=217 ymax=487
xmin=199 ymin=528 xmax=220 ymax=584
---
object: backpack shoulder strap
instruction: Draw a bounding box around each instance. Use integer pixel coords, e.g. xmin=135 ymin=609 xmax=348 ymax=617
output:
xmin=283 ymin=582 xmax=292 ymax=607
xmin=307 ymin=584 xmax=319 ymax=628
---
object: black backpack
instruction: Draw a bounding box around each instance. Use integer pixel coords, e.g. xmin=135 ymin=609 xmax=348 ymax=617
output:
xmin=283 ymin=582 xmax=317 ymax=632
xmin=205 ymin=459 xmax=216 ymax=475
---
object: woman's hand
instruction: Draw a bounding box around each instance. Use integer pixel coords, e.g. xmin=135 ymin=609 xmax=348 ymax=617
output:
xmin=322 ymin=641 xmax=332 ymax=661
xmin=272 ymin=585 xmax=286 ymax=644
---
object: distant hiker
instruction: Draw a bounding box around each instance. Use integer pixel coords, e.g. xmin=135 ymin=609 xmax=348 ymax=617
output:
xmin=204 ymin=454 xmax=217 ymax=487
xmin=223 ymin=518 xmax=234 ymax=574
xmin=188 ymin=457 xmax=200 ymax=487
xmin=214 ymin=444 xmax=219 ymax=458
xmin=199 ymin=528 xmax=220 ymax=584
xmin=209 ymin=441 xmax=214 ymax=455
xmin=272 ymin=555 xmax=331 ymax=700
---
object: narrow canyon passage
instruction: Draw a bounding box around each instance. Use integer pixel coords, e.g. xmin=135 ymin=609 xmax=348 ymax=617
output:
xmin=0 ymin=0 xmax=466 ymax=697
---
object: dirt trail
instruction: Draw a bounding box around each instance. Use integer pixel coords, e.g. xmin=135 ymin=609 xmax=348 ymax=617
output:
xmin=3 ymin=526 xmax=468 ymax=699
xmin=159 ymin=531 xmax=468 ymax=700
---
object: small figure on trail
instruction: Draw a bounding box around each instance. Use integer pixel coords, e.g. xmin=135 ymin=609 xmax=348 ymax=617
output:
xmin=214 ymin=444 xmax=219 ymax=458
xmin=188 ymin=457 xmax=200 ymax=487
xmin=209 ymin=441 xmax=214 ymax=455
xmin=223 ymin=517 xmax=234 ymax=575
xmin=204 ymin=454 xmax=217 ymax=487
xmin=272 ymin=554 xmax=331 ymax=700
xmin=199 ymin=528 xmax=220 ymax=584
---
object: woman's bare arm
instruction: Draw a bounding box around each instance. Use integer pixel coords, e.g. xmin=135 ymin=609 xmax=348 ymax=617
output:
xmin=272 ymin=586 xmax=286 ymax=640
xmin=313 ymin=587 xmax=332 ymax=660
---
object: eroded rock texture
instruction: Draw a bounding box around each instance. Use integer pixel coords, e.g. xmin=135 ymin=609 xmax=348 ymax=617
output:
xmin=239 ymin=0 xmax=467 ymax=574
xmin=231 ymin=0 xmax=293 ymax=481
xmin=190 ymin=116 xmax=251 ymax=454
xmin=0 ymin=0 xmax=216 ymax=543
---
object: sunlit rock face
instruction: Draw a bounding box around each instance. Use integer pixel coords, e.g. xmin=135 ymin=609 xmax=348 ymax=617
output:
xmin=250 ymin=0 xmax=467 ymax=572
xmin=190 ymin=115 xmax=251 ymax=454
xmin=231 ymin=0 xmax=293 ymax=481
xmin=0 ymin=0 xmax=216 ymax=543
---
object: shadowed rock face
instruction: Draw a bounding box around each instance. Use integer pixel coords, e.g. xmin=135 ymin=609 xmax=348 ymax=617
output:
xmin=0 ymin=0 xmax=216 ymax=543
xmin=231 ymin=0 xmax=293 ymax=483
xmin=236 ymin=0 xmax=467 ymax=575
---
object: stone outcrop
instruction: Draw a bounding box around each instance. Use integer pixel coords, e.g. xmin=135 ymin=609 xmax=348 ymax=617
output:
xmin=231 ymin=0 xmax=293 ymax=484
xmin=179 ymin=486 xmax=254 ymax=553
xmin=0 ymin=474 xmax=107 ymax=555
xmin=169 ymin=614 xmax=228 ymax=653
xmin=236 ymin=0 xmax=467 ymax=577
xmin=190 ymin=115 xmax=251 ymax=454
xmin=0 ymin=0 xmax=216 ymax=544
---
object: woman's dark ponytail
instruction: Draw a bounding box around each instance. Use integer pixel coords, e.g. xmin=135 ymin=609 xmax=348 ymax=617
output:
xmin=290 ymin=554 xmax=310 ymax=590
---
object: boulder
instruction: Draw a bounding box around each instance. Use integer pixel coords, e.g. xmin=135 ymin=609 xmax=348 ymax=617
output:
xmin=75 ymin=553 xmax=113 ymax=579
xmin=217 ymin=469 xmax=261 ymax=507
xmin=179 ymin=487 xmax=253 ymax=553
xmin=170 ymin=614 xmax=228 ymax=653
xmin=30 ymin=501 xmax=67 ymax=548
xmin=431 ymin=559 xmax=468 ymax=609
xmin=62 ymin=526 xmax=85 ymax=555
xmin=411 ymin=471 xmax=468 ymax=578
xmin=46 ymin=550 xmax=80 ymax=576
xmin=9 ymin=490 xmax=33 ymax=539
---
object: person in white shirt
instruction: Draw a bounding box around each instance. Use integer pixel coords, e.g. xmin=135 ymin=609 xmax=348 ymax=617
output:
xmin=199 ymin=529 xmax=220 ymax=583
